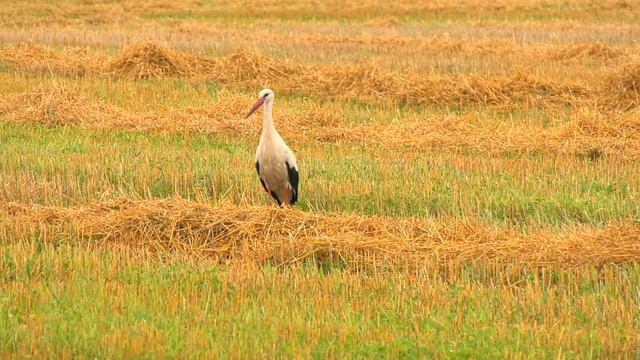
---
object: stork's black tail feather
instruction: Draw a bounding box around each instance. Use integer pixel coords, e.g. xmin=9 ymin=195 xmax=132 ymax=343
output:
xmin=285 ymin=160 xmax=299 ymax=205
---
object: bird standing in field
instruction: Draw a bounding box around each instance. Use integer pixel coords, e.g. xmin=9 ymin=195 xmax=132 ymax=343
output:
xmin=245 ymin=89 xmax=299 ymax=206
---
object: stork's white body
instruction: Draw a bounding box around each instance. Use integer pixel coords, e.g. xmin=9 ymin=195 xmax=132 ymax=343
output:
xmin=248 ymin=89 xmax=299 ymax=206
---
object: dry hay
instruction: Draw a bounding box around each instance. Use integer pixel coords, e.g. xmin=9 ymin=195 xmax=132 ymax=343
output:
xmin=211 ymin=48 xmax=299 ymax=84
xmin=552 ymin=107 xmax=640 ymax=138
xmin=1 ymin=42 xmax=591 ymax=108
xmin=600 ymin=58 xmax=640 ymax=111
xmin=0 ymin=85 xmax=134 ymax=128
xmin=421 ymin=71 xmax=588 ymax=108
xmin=139 ymin=90 xmax=271 ymax=135
xmin=320 ymin=108 xmax=640 ymax=158
xmin=315 ymin=106 xmax=640 ymax=159
xmin=2 ymin=198 xmax=639 ymax=273
xmin=4 ymin=25 xmax=633 ymax=64
xmin=104 ymin=42 xmax=217 ymax=79
xmin=155 ymin=93 xmax=343 ymax=136
xmin=0 ymin=42 xmax=104 ymax=76
xmin=288 ymin=35 xmax=526 ymax=58
xmin=0 ymin=86 xmax=343 ymax=138
xmin=547 ymin=43 xmax=625 ymax=61
xmin=292 ymin=34 xmax=631 ymax=61
xmin=2 ymin=85 xmax=640 ymax=158
xmin=537 ymin=108 xmax=640 ymax=158
xmin=308 ymin=62 xmax=585 ymax=109
xmin=362 ymin=15 xmax=401 ymax=27
xmin=287 ymin=65 xmax=589 ymax=108
xmin=102 ymin=43 xmax=297 ymax=83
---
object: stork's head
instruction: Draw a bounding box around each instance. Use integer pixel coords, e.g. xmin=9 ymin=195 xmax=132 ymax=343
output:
xmin=245 ymin=88 xmax=275 ymax=119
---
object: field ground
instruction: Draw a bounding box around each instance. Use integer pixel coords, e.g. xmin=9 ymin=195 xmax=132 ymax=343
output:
xmin=1 ymin=0 xmax=639 ymax=358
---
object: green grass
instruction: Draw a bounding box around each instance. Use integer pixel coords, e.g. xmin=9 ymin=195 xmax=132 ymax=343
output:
xmin=0 ymin=122 xmax=637 ymax=228
xmin=1 ymin=241 xmax=639 ymax=358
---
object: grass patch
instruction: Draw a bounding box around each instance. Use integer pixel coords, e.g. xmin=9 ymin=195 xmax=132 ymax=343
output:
xmin=1 ymin=241 xmax=639 ymax=358
xmin=0 ymin=123 xmax=638 ymax=227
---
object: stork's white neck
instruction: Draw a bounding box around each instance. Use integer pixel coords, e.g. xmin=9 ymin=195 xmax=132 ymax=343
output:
xmin=262 ymin=100 xmax=277 ymax=136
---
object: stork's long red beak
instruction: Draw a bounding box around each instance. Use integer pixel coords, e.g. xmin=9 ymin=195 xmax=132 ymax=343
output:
xmin=245 ymin=97 xmax=265 ymax=119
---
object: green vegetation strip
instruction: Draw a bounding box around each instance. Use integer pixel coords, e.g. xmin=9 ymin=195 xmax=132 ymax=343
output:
xmin=0 ymin=123 xmax=637 ymax=228
xmin=1 ymin=241 xmax=639 ymax=358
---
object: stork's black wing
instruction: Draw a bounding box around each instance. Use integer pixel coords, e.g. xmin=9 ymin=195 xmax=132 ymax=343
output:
xmin=256 ymin=161 xmax=281 ymax=205
xmin=285 ymin=160 xmax=299 ymax=205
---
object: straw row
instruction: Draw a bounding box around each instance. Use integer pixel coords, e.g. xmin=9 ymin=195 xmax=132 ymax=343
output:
xmin=1 ymin=85 xmax=639 ymax=158
xmin=2 ymin=198 xmax=639 ymax=272
xmin=264 ymin=33 xmax=630 ymax=61
xmin=1 ymin=24 xmax=632 ymax=63
xmin=0 ymin=42 xmax=617 ymax=109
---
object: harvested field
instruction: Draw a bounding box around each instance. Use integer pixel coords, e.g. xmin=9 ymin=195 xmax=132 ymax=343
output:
xmin=1 ymin=42 xmax=597 ymax=108
xmin=0 ymin=0 xmax=638 ymax=26
xmin=1 ymin=1 xmax=639 ymax=358
xmin=1 ymin=26 xmax=637 ymax=66
xmin=601 ymin=57 xmax=640 ymax=111
xmin=0 ymin=85 xmax=134 ymax=128
xmin=0 ymin=42 xmax=105 ymax=76
xmin=104 ymin=42 xmax=217 ymax=79
xmin=1 ymin=85 xmax=639 ymax=158
xmin=4 ymin=41 xmax=639 ymax=111
xmin=3 ymin=198 xmax=639 ymax=272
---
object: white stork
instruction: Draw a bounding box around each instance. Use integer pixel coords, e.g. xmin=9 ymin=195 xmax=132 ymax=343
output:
xmin=245 ymin=88 xmax=299 ymax=206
